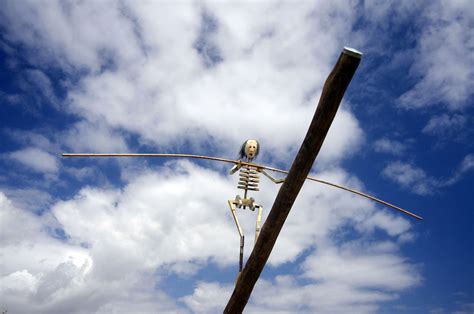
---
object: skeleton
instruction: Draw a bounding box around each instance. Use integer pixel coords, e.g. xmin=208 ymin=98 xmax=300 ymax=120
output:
xmin=227 ymin=139 xmax=285 ymax=275
xmin=62 ymin=141 xmax=422 ymax=278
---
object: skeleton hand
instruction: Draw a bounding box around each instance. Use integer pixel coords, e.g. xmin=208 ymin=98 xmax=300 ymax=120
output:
xmin=229 ymin=160 xmax=242 ymax=175
xmin=261 ymin=169 xmax=285 ymax=184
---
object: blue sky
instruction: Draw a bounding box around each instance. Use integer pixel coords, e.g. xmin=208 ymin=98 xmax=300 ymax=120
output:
xmin=0 ymin=1 xmax=473 ymax=313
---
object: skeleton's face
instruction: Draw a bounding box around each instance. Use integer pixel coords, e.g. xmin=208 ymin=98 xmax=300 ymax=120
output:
xmin=245 ymin=139 xmax=258 ymax=159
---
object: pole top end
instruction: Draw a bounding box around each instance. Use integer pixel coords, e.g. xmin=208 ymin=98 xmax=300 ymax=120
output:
xmin=343 ymin=47 xmax=363 ymax=58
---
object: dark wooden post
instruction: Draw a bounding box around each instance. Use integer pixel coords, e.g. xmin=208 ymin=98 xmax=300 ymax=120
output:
xmin=224 ymin=47 xmax=362 ymax=313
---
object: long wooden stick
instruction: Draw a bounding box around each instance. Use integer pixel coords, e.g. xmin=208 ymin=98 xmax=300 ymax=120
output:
xmin=62 ymin=153 xmax=422 ymax=220
xmin=62 ymin=153 xmax=240 ymax=165
xmin=270 ymin=169 xmax=423 ymax=220
xmin=224 ymin=47 xmax=362 ymax=313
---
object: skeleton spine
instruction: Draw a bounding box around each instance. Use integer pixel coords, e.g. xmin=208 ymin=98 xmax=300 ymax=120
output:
xmin=238 ymin=165 xmax=260 ymax=196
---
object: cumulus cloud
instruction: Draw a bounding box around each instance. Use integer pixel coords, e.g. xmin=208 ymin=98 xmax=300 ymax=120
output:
xmin=382 ymin=161 xmax=428 ymax=188
xmin=0 ymin=192 xmax=92 ymax=313
xmin=443 ymin=154 xmax=474 ymax=186
xmin=244 ymin=236 xmax=421 ymax=313
xmin=243 ymin=240 xmax=421 ymax=312
xmin=1 ymin=0 xmax=364 ymax=165
xmin=373 ymin=137 xmax=407 ymax=156
xmin=180 ymin=282 xmax=233 ymax=314
xmin=250 ymin=277 xmax=394 ymax=313
xmin=0 ymin=187 xmax=52 ymax=213
xmin=382 ymin=161 xmax=435 ymax=195
xmin=0 ymin=190 xmax=186 ymax=313
xmin=52 ymin=161 xmax=240 ymax=273
xmin=398 ymin=1 xmax=474 ymax=110
xmin=430 ymin=301 xmax=474 ymax=314
xmin=0 ymin=1 xmax=144 ymax=72
xmin=1 ymin=160 xmax=421 ymax=313
xmin=382 ymin=155 xmax=474 ymax=195
xmin=0 ymin=1 xmax=436 ymax=312
xmin=302 ymin=244 xmax=420 ymax=291
xmin=459 ymin=154 xmax=474 ymax=173
xmin=422 ymin=114 xmax=467 ymax=137
xmin=21 ymin=69 xmax=60 ymax=109
xmin=61 ymin=120 xmax=128 ymax=153
xmin=186 ymin=248 xmax=420 ymax=314
xmin=7 ymin=147 xmax=59 ymax=174
xmin=5 ymin=130 xmax=55 ymax=151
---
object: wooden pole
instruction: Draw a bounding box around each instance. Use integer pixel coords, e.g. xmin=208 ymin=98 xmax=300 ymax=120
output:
xmin=224 ymin=47 xmax=362 ymax=313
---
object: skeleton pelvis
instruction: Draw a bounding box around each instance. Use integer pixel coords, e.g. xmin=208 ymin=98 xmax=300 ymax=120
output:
xmin=233 ymin=195 xmax=257 ymax=211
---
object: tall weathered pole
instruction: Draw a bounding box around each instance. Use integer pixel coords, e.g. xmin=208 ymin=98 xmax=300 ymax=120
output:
xmin=224 ymin=47 xmax=362 ymax=313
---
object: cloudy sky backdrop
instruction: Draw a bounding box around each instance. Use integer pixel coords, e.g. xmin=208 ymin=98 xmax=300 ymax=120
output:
xmin=0 ymin=1 xmax=473 ymax=313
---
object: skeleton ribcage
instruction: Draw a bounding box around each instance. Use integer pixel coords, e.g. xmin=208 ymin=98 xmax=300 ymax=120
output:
xmin=238 ymin=165 xmax=260 ymax=192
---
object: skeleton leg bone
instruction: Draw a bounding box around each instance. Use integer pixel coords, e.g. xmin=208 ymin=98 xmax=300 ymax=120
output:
xmin=228 ymin=200 xmax=245 ymax=275
xmin=255 ymin=204 xmax=263 ymax=243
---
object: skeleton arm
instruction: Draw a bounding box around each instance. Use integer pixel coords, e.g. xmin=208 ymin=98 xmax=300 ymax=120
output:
xmin=261 ymin=169 xmax=285 ymax=184
xmin=229 ymin=160 xmax=242 ymax=175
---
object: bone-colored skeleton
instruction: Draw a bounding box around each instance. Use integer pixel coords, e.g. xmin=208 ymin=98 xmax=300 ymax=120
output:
xmin=228 ymin=140 xmax=285 ymax=278
xmin=62 ymin=141 xmax=422 ymax=279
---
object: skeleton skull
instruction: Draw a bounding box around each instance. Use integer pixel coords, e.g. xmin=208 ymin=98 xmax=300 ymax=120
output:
xmin=245 ymin=139 xmax=258 ymax=159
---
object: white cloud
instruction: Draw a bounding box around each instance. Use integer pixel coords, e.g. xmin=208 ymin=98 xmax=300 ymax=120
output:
xmin=241 ymin=246 xmax=418 ymax=312
xmin=181 ymin=237 xmax=420 ymax=313
xmin=320 ymin=108 xmax=364 ymax=165
xmin=383 ymin=156 xmax=474 ymax=194
xmin=359 ymin=211 xmax=411 ymax=238
xmin=230 ymin=240 xmax=419 ymax=313
xmin=0 ymin=1 xmax=144 ymax=72
xmin=1 ymin=188 xmax=52 ymax=213
xmin=443 ymin=154 xmax=474 ymax=186
xmin=1 ymin=270 xmax=38 ymax=294
xmin=0 ymin=192 xmax=92 ymax=312
xmin=0 ymin=1 xmax=430 ymax=313
xmin=52 ymin=161 xmax=264 ymax=274
xmin=262 ymin=284 xmax=388 ymax=313
xmin=430 ymin=302 xmax=474 ymax=314
xmin=459 ymin=154 xmax=474 ymax=173
xmin=63 ymin=165 xmax=102 ymax=182
xmin=1 ymin=1 xmax=364 ymax=166
xmin=6 ymin=130 xmax=55 ymax=151
xmin=180 ymin=281 xmax=233 ymax=314
xmin=374 ymin=138 xmax=407 ymax=156
xmin=1 ymin=160 xmax=420 ymax=313
xmin=0 ymin=191 xmax=185 ymax=313
xmin=398 ymin=1 xmax=474 ymax=110
xmin=248 ymin=275 xmax=401 ymax=313
xmin=383 ymin=161 xmax=427 ymax=186
xmin=382 ymin=161 xmax=434 ymax=195
xmin=61 ymin=120 xmax=128 ymax=153
xmin=22 ymin=69 xmax=60 ymax=109
xmin=302 ymin=244 xmax=420 ymax=291
xmin=8 ymin=147 xmax=59 ymax=174
xmin=422 ymin=114 xmax=467 ymax=137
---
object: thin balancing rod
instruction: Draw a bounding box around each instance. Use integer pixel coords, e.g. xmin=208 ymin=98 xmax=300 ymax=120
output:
xmin=62 ymin=153 xmax=240 ymax=165
xmin=279 ymin=171 xmax=422 ymax=220
xmin=62 ymin=153 xmax=422 ymax=220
